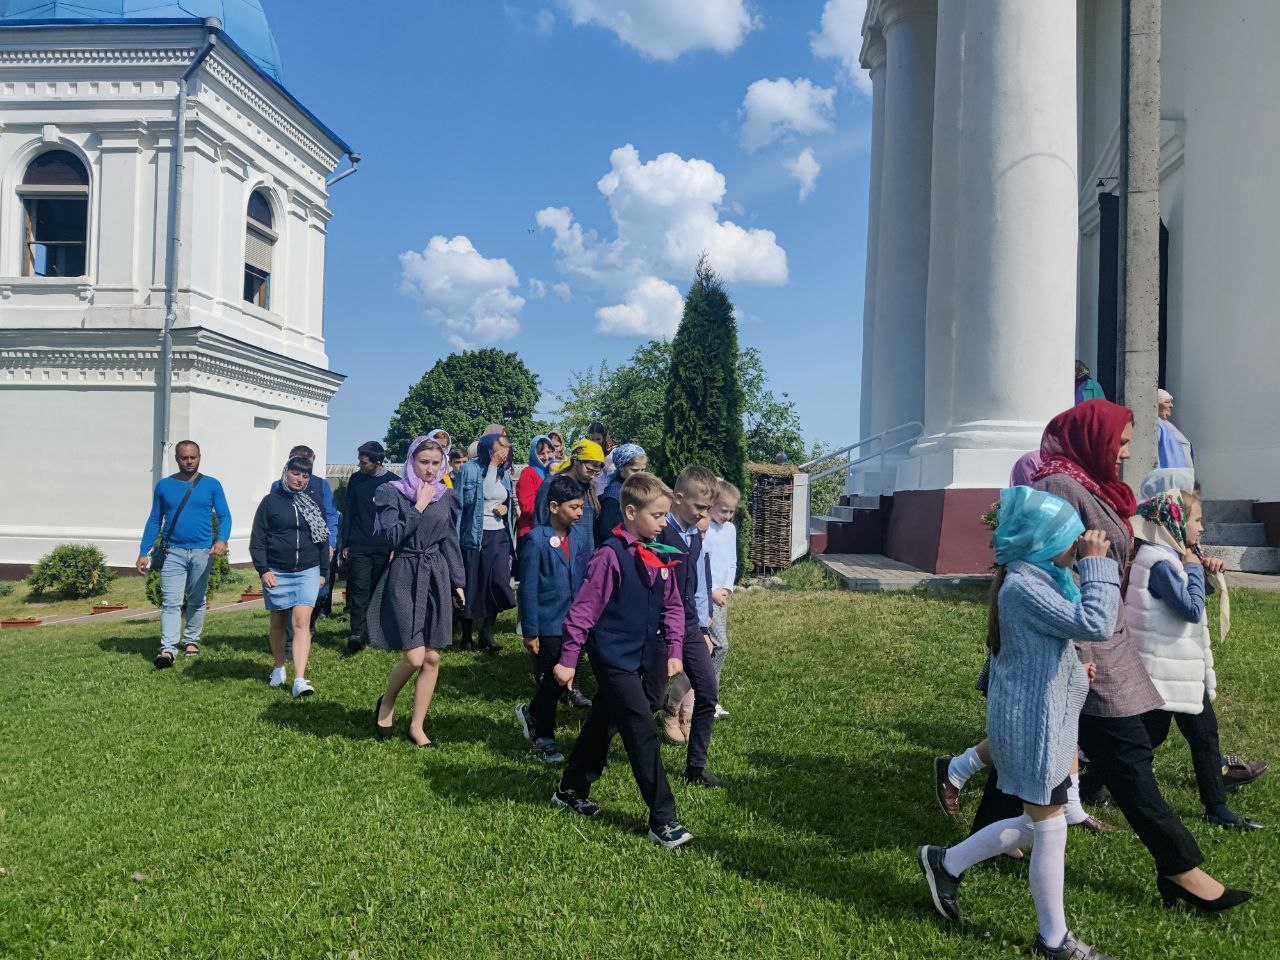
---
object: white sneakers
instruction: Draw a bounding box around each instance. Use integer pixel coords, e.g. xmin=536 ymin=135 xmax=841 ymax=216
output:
xmin=268 ymin=667 xmax=313 ymax=698
xmin=714 ymin=703 xmax=730 ymax=720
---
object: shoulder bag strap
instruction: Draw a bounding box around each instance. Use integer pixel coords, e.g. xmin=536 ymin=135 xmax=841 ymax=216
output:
xmin=160 ymin=474 xmax=202 ymax=547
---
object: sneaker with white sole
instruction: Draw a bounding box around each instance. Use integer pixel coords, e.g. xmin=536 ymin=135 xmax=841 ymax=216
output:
xmin=918 ymin=845 xmax=962 ymax=921
xmin=291 ymin=677 xmax=314 ymax=698
xmin=515 ymin=703 xmax=534 ymax=743
xmin=552 ymin=788 xmax=600 ymax=817
xmin=648 ymin=820 xmax=693 ymax=849
xmin=714 ymin=703 xmax=730 ymax=720
xmin=268 ymin=666 xmax=286 ymax=688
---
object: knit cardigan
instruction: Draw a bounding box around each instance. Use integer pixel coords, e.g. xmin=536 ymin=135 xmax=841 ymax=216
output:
xmin=986 ymin=556 xmax=1121 ymax=805
xmin=1125 ymin=543 xmax=1216 ymax=714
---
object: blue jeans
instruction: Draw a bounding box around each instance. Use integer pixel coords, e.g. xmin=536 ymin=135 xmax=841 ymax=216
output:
xmin=159 ymin=547 xmax=212 ymax=656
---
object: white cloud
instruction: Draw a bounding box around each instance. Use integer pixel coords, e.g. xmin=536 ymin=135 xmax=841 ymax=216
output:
xmin=784 ymin=147 xmax=821 ymax=201
xmin=552 ymin=282 xmax=573 ymax=302
xmin=739 ymin=77 xmax=836 ymax=152
xmin=399 ymin=235 xmax=525 ymax=348
xmin=537 ymin=144 xmax=787 ymax=338
xmin=558 ymin=0 xmax=756 ymax=60
xmin=595 ymin=276 xmax=685 ymax=337
xmin=528 ymin=277 xmax=548 ymax=299
xmin=811 ymin=0 xmax=872 ymax=96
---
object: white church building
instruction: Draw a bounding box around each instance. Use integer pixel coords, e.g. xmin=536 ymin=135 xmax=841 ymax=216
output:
xmin=0 ymin=2 xmax=353 ymax=572
xmin=839 ymin=0 xmax=1280 ymax=574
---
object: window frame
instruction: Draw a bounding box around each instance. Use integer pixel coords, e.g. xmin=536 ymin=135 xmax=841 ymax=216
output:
xmin=243 ymin=188 xmax=278 ymax=311
xmin=17 ymin=150 xmax=91 ymax=280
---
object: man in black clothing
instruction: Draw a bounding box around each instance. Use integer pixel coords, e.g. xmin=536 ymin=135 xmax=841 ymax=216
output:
xmin=340 ymin=441 xmax=398 ymax=653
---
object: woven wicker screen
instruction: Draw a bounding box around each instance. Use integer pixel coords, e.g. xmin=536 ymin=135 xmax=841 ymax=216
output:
xmin=749 ymin=465 xmax=796 ymax=574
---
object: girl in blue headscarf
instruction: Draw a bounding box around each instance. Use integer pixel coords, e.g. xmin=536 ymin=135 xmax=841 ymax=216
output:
xmin=517 ymin=435 xmax=554 ymax=541
xmin=456 ymin=432 xmax=516 ymax=652
xmin=593 ymin=443 xmax=648 ymax=544
xmin=920 ymin=487 xmax=1123 ymax=960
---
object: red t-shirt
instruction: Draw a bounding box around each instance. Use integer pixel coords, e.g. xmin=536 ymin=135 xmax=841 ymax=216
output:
xmin=515 ymin=467 xmax=544 ymax=539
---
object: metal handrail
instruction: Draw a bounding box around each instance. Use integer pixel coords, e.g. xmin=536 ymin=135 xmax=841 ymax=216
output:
xmin=799 ymin=421 xmax=924 ymax=530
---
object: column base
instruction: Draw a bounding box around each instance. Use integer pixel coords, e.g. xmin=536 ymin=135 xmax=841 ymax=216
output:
xmin=883 ymin=487 xmax=1000 ymax=574
xmin=896 ymin=420 xmax=1045 ymax=491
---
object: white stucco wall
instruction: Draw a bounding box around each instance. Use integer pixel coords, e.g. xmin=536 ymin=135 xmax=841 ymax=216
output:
xmin=1075 ymin=0 xmax=1280 ymax=501
xmin=0 ymin=24 xmax=348 ymax=568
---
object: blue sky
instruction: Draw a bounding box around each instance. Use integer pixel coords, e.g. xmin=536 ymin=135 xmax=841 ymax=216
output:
xmin=265 ymin=0 xmax=872 ymax=457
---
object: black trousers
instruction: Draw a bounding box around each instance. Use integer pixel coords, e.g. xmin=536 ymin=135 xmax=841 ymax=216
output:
xmin=1078 ymin=713 xmax=1203 ymax=876
xmin=346 ymin=550 xmax=389 ymax=643
xmin=529 ymin=636 xmax=564 ymax=741
xmin=1141 ymin=694 xmax=1227 ymax=811
xmin=681 ymin=631 xmax=718 ymax=771
xmin=560 ymin=657 xmax=676 ymax=828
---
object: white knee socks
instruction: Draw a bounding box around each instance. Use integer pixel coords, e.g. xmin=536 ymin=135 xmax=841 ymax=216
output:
xmin=947 ymin=746 xmax=988 ymax=790
xmin=942 ymin=814 xmax=1032 ymax=877
xmin=1064 ymin=773 xmax=1088 ymax=825
xmin=1030 ymin=816 xmax=1069 ymax=948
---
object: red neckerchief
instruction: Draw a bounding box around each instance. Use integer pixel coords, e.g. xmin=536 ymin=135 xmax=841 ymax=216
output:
xmin=613 ymin=525 xmax=682 ymax=571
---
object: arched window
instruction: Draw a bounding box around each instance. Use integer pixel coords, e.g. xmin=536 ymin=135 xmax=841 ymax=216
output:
xmin=19 ymin=149 xmax=89 ymax=277
xmin=243 ymin=189 xmax=276 ymax=309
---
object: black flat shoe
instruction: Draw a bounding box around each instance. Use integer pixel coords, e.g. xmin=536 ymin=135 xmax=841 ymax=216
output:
xmin=373 ymin=695 xmax=394 ymax=741
xmin=1157 ymin=875 xmax=1252 ymax=912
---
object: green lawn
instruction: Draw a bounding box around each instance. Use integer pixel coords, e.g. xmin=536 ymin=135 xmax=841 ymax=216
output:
xmin=0 ymin=574 xmax=247 ymax=622
xmin=1 ymin=584 xmax=1277 ymax=959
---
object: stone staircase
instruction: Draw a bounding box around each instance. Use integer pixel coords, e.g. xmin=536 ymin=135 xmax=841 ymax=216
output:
xmin=809 ymin=495 xmax=886 ymax=555
xmin=1200 ymin=500 xmax=1280 ymax=573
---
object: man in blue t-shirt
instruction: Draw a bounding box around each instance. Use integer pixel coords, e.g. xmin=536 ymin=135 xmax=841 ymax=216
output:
xmin=137 ymin=440 xmax=232 ymax=669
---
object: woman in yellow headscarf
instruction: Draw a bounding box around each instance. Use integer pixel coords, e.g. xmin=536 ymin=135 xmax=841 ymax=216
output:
xmin=539 ymin=438 xmax=605 ymax=547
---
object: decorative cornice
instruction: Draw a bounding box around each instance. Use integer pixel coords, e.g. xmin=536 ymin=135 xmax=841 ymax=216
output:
xmin=203 ymin=55 xmax=338 ymax=170
xmin=0 ymin=46 xmax=197 ymax=68
xmin=0 ymin=326 xmax=344 ymax=405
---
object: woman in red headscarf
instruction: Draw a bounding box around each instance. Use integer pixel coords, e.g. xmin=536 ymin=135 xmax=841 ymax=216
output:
xmin=972 ymin=400 xmax=1249 ymax=912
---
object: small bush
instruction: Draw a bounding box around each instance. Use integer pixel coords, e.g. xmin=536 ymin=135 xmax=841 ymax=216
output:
xmin=27 ymin=545 xmax=116 ymax=599
xmin=0 ymin=581 xmax=14 ymax=597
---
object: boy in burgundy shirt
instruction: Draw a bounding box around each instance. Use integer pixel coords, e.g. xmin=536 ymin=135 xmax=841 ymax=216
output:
xmin=550 ymin=472 xmax=692 ymax=849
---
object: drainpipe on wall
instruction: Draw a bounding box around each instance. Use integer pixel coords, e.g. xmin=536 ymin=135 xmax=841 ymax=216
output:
xmin=158 ymin=20 xmax=220 ymax=477
xmin=326 ymin=152 xmax=361 ymax=188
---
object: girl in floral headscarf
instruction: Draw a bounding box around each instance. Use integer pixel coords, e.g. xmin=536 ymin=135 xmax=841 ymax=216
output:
xmin=1128 ymin=488 xmax=1265 ymax=830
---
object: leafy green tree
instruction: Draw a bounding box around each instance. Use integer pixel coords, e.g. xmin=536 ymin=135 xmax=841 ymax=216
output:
xmin=656 ymin=258 xmax=746 ymax=495
xmin=385 ymin=349 xmax=542 ymax=460
xmin=552 ymin=341 xmax=802 ymax=465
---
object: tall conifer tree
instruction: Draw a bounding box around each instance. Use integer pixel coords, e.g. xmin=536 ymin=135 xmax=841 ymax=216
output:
xmin=657 ymin=257 xmax=746 ymax=499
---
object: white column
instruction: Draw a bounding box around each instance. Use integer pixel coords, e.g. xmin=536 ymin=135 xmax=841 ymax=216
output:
xmin=857 ymin=31 xmax=887 ymax=444
xmin=868 ymin=0 xmax=936 ymax=456
xmin=899 ymin=0 xmax=1077 ymax=490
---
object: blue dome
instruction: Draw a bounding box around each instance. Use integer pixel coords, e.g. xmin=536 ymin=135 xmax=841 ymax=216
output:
xmin=0 ymin=1 xmax=284 ymax=82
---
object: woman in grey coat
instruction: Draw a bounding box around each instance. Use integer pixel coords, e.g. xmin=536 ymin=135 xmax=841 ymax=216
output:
xmin=370 ymin=436 xmax=464 ymax=748
xmin=920 ymin=486 xmax=1121 ymax=960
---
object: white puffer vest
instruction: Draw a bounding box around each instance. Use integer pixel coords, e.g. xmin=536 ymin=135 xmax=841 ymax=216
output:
xmin=1125 ymin=543 xmax=1216 ymax=714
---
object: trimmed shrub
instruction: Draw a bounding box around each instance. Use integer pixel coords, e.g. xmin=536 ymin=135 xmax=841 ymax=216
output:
xmin=27 ymin=545 xmax=116 ymax=599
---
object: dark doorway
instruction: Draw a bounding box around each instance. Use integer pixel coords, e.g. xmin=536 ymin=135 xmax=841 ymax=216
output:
xmin=1095 ymin=192 xmax=1168 ymax=398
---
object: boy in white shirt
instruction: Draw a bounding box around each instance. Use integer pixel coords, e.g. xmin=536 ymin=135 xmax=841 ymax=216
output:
xmin=704 ymin=480 xmax=740 ymax=718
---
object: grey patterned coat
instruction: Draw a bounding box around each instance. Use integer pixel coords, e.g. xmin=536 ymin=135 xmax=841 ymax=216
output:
xmin=367 ymin=486 xmax=464 ymax=651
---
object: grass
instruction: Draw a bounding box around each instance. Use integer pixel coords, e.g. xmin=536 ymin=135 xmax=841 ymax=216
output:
xmin=1 ymin=585 xmax=1278 ymax=959
xmin=0 ymin=575 xmax=248 ymax=622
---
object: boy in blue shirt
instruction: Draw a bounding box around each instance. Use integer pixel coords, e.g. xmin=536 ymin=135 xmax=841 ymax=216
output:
xmin=137 ymin=440 xmax=232 ymax=667
xmin=516 ymin=475 xmax=591 ymax=763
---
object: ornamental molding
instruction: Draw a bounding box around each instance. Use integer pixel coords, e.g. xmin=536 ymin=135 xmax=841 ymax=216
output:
xmin=0 ymin=327 xmax=344 ymax=405
xmin=202 ymin=55 xmax=339 ymax=170
xmin=0 ymin=46 xmax=198 ymax=68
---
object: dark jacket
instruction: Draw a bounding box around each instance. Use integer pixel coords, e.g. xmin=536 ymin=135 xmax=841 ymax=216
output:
xmin=658 ymin=520 xmax=703 ymax=643
xmin=249 ymin=486 xmax=331 ymax=578
xmin=518 ymin=522 xmax=591 ymax=639
xmin=270 ymin=474 xmax=340 ymax=548
xmin=340 ymin=468 xmax=399 ymax=552
xmin=594 ymin=483 xmax=623 ymax=545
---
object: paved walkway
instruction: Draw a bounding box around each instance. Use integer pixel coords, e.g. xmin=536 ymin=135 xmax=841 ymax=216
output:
xmin=818 ymin=554 xmax=1280 ymax=594
xmin=7 ymin=596 xmax=266 ymax=629
xmin=817 ymin=554 xmax=991 ymax=592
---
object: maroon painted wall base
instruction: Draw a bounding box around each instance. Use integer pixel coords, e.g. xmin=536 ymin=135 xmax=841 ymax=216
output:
xmin=883 ymin=488 xmax=999 ymax=574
